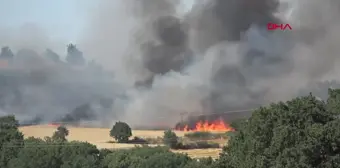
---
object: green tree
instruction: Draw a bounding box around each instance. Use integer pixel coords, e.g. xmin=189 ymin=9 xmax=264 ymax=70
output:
xmin=102 ymin=146 xmax=194 ymax=168
xmin=8 ymin=137 xmax=100 ymax=168
xmin=217 ymin=91 xmax=340 ymax=168
xmin=138 ymin=152 xmax=191 ymax=168
xmin=326 ymin=88 xmax=340 ymax=115
xmin=0 ymin=115 xmax=24 ymax=167
xmin=229 ymin=118 xmax=247 ymax=131
xmin=59 ymin=141 xmax=100 ymax=168
xmin=163 ymin=130 xmax=178 ymax=149
xmin=183 ymin=157 xmax=214 ymax=168
xmin=7 ymin=137 xmax=62 ymax=168
xmin=110 ymin=121 xmax=132 ymax=143
xmin=52 ymin=125 xmax=69 ymax=142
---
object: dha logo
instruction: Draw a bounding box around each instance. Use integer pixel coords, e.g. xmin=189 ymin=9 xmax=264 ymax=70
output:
xmin=267 ymin=23 xmax=292 ymax=31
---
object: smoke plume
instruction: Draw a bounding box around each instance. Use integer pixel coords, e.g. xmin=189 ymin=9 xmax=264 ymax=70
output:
xmin=1 ymin=0 xmax=340 ymax=128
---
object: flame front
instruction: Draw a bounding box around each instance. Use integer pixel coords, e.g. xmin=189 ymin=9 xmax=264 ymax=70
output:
xmin=48 ymin=123 xmax=61 ymax=127
xmin=176 ymin=118 xmax=234 ymax=132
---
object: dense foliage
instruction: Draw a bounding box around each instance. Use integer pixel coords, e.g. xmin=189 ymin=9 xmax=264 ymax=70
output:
xmin=51 ymin=125 xmax=69 ymax=141
xmin=163 ymin=130 xmax=179 ymax=148
xmin=8 ymin=138 xmax=100 ymax=168
xmin=164 ymin=130 xmax=220 ymax=150
xmin=217 ymin=90 xmax=340 ymax=168
xmin=184 ymin=131 xmax=227 ymax=140
xmin=0 ymin=115 xmax=24 ymax=167
xmin=101 ymin=146 xmax=194 ymax=168
xmin=110 ymin=121 xmax=132 ymax=143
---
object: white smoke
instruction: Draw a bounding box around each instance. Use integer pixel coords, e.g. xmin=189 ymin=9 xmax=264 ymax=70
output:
xmin=1 ymin=0 xmax=340 ymax=128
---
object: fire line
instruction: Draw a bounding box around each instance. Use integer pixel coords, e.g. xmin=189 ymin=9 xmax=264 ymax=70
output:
xmin=175 ymin=118 xmax=234 ymax=132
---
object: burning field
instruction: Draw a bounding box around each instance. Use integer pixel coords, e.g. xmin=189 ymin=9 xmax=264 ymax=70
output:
xmin=175 ymin=117 xmax=234 ymax=132
xmin=19 ymin=125 xmax=225 ymax=158
xmin=19 ymin=110 xmax=234 ymax=158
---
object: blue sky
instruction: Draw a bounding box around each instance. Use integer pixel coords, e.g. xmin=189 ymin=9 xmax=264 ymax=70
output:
xmin=0 ymin=0 xmax=97 ymax=41
xmin=0 ymin=0 xmax=193 ymax=42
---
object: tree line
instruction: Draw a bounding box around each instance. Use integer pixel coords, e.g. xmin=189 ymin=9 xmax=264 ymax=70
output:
xmin=0 ymin=44 xmax=102 ymax=69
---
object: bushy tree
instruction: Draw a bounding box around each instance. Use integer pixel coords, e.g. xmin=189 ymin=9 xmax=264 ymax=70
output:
xmin=138 ymin=152 xmax=192 ymax=168
xmin=326 ymin=88 xmax=340 ymax=115
xmin=229 ymin=118 xmax=247 ymax=131
xmin=59 ymin=141 xmax=100 ymax=168
xmin=7 ymin=137 xmax=62 ymax=168
xmin=217 ymin=90 xmax=340 ymax=168
xmin=183 ymin=157 xmax=214 ymax=168
xmin=163 ymin=130 xmax=178 ymax=149
xmin=102 ymin=146 xmax=194 ymax=168
xmin=0 ymin=115 xmax=24 ymax=167
xmin=52 ymin=125 xmax=69 ymax=141
xmin=110 ymin=121 xmax=132 ymax=143
xmin=8 ymin=137 xmax=100 ymax=168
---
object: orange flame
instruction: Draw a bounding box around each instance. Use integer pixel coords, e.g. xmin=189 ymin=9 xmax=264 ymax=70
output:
xmin=175 ymin=118 xmax=234 ymax=132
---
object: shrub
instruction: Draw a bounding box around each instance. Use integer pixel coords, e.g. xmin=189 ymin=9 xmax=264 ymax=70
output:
xmin=195 ymin=141 xmax=219 ymax=149
xmin=52 ymin=125 xmax=69 ymax=141
xmin=230 ymin=119 xmax=247 ymax=131
xmin=184 ymin=131 xmax=228 ymax=140
xmin=177 ymin=141 xmax=220 ymax=150
xmin=145 ymin=137 xmax=164 ymax=144
xmin=101 ymin=146 xmax=193 ymax=168
xmin=0 ymin=115 xmax=24 ymax=167
xmin=128 ymin=136 xmax=149 ymax=144
xmin=138 ymin=152 xmax=192 ymax=168
xmin=224 ymin=131 xmax=236 ymax=138
xmin=110 ymin=121 xmax=132 ymax=143
xmin=183 ymin=157 xmax=215 ymax=168
xmin=184 ymin=131 xmax=213 ymax=140
xmin=8 ymin=137 xmax=100 ymax=168
xmin=163 ymin=130 xmax=179 ymax=149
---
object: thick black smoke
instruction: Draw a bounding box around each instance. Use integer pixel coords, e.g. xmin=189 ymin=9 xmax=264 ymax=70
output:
xmin=118 ymin=0 xmax=340 ymax=127
xmin=136 ymin=15 xmax=193 ymax=87
xmin=133 ymin=0 xmax=285 ymax=115
xmin=2 ymin=0 xmax=340 ymax=128
xmin=214 ymin=0 xmax=280 ymax=41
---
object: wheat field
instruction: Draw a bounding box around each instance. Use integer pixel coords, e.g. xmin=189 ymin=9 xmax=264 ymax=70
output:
xmin=18 ymin=125 xmax=222 ymax=158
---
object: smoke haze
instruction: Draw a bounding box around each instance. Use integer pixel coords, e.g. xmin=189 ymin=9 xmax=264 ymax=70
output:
xmin=1 ymin=0 xmax=340 ymax=128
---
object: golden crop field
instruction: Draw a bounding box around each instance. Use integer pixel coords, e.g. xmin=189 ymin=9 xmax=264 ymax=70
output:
xmin=172 ymin=149 xmax=222 ymax=159
xmin=19 ymin=125 xmax=223 ymax=158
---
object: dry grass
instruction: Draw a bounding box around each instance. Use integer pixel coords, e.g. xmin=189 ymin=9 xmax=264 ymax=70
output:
xmin=172 ymin=149 xmax=222 ymax=159
xmin=19 ymin=125 xmax=224 ymax=158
